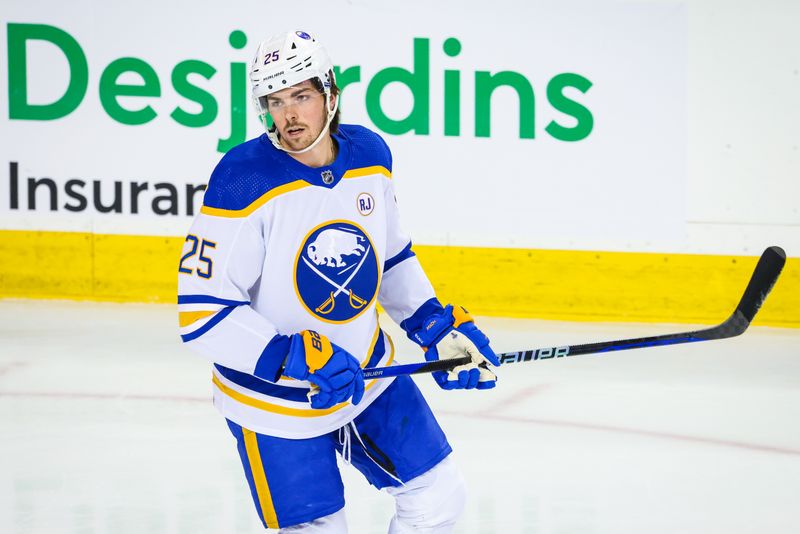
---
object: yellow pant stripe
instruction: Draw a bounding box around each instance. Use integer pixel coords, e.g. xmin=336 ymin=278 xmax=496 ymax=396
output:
xmin=243 ymin=428 xmax=280 ymax=529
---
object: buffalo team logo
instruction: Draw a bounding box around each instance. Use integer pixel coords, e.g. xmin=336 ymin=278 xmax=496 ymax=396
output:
xmin=294 ymin=221 xmax=379 ymax=323
xmin=357 ymin=193 xmax=375 ymax=216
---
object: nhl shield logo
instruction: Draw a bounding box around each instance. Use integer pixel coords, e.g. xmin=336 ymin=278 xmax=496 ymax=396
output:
xmin=321 ymin=170 xmax=334 ymax=184
xmin=294 ymin=221 xmax=379 ymax=323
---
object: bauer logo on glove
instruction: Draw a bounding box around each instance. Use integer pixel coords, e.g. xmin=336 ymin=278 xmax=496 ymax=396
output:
xmin=282 ymin=330 xmax=365 ymax=409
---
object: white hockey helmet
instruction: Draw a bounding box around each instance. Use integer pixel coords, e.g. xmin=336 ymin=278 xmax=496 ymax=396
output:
xmin=250 ymin=30 xmax=338 ymax=154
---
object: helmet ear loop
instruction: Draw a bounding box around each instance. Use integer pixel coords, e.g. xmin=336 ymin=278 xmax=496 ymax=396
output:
xmin=325 ymin=89 xmax=339 ymax=125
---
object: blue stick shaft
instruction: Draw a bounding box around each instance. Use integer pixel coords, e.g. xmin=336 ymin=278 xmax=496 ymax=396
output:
xmin=363 ymin=357 xmax=471 ymax=379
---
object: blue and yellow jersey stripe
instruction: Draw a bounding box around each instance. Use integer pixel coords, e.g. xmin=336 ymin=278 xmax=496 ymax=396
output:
xmin=178 ymin=294 xmax=248 ymax=342
xmin=199 ymin=166 xmax=391 ymax=219
xmin=212 ymin=329 xmax=395 ymax=417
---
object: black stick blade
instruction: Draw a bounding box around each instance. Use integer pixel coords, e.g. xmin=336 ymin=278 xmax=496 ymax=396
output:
xmin=734 ymin=246 xmax=786 ymax=323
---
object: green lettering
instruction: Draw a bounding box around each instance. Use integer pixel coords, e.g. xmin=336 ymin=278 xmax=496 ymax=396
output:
xmin=475 ymin=71 xmax=535 ymax=139
xmin=217 ymin=31 xmax=248 ymax=152
xmin=228 ymin=30 xmax=247 ymax=50
xmin=545 ymin=73 xmax=593 ymax=142
xmin=365 ymin=38 xmax=429 ymax=135
xmin=443 ymin=38 xmax=462 ymax=137
xmin=333 ymin=65 xmax=361 ymax=110
xmin=216 ymin=61 xmax=247 ymax=153
xmin=170 ymin=60 xmax=218 ymax=128
xmin=99 ymin=58 xmax=161 ymax=125
xmin=8 ymin=23 xmax=88 ymax=120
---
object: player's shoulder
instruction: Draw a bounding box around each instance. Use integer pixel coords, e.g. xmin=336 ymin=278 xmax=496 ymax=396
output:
xmin=338 ymin=124 xmax=393 ymax=174
xmin=203 ymin=135 xmax=292 ymax=211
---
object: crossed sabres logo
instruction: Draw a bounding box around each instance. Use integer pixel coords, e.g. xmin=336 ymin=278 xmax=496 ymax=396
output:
xmin=295 ymin=221 xmax=379 ymax=323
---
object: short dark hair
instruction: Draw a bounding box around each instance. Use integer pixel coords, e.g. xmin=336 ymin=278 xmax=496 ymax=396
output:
xmin=311 ymin=71 xmax=341 ymax=134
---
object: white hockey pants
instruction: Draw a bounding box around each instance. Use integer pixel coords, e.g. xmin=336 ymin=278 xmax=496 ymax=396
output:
xmin=278 ymin=455 xmax=466 ymax=533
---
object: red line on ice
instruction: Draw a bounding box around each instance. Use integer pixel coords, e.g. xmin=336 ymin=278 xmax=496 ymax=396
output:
xmin=2 ymin=389 xmax=798 ymax=457
xmin=440 ymin=409 xmax=800 ymax=457
xmin=0 ymin=390 xmax=208 ymax=403
xmin=477 ymin=383 xmax=554 ymax=415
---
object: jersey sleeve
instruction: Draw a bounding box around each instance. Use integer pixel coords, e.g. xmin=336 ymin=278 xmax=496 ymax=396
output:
xmin=377 ymin=176 xmax=441 ymax=326
xmin=177 ymin=209 xmax=288 ymax=383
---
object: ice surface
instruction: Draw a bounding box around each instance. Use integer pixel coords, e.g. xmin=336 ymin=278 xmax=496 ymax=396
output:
xmin=1 ymin=300 xmax=798 ymax=533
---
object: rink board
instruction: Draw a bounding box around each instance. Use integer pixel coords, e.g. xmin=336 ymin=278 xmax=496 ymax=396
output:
xmin=0 ymin=229 xmax=797 ymax=327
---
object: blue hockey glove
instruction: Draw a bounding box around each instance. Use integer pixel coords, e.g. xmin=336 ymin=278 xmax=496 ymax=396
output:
xmin=283 ymin=330 xmax=365 ymax=409
xmin=408 ymin=305 xmax=500 ymax=390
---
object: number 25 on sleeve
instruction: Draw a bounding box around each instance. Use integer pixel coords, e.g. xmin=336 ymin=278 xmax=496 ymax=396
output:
xmin=179 ymin=235 xmax=216 ymax=279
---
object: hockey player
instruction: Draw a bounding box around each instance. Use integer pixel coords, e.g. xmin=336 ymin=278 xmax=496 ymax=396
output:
xmin=177 ymin=29 xmax=500 ymax=533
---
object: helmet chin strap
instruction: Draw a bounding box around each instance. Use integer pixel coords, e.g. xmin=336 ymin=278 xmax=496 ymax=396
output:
xmin=273 ymin=92 xmax=339 ymax=155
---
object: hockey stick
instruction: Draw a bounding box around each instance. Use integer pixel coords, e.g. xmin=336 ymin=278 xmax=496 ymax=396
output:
xmin=363 ymin=246 xmax=786 ymax=380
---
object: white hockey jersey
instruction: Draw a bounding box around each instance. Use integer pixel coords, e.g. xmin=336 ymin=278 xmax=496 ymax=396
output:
xmin=178 ymin=124 xmax=437 ymax=439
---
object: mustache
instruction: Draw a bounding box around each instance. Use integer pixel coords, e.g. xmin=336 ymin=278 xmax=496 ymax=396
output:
xmin=283 ymin=121 xmax=307 ymax=130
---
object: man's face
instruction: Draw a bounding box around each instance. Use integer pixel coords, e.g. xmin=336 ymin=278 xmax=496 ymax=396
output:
xmin=265 ymin=80 xmax=331 ymax=151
